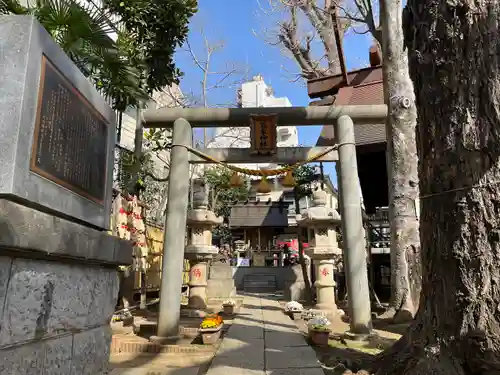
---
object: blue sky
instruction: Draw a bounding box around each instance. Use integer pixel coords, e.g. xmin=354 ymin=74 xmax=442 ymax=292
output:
xmin=175 ymin=1 xmax=374 ymax=186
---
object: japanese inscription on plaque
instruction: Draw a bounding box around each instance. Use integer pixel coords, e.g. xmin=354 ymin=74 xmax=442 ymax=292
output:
xmin=30 ymin=55 xmax=109 ymax=205
xmin=250 ymin=114 xmax=278 ymax=155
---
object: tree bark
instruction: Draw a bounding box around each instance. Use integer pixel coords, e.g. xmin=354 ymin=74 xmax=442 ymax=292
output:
xmin=294 ymin=189 xmax=313 ymax=305
xmin=380 ymin=0 xmax=422 ymax=322
xmin=373 ymin=1 xmax=500 ymax=373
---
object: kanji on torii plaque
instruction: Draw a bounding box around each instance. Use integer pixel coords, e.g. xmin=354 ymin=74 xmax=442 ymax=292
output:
xmin=250 ymin=114 xmax=278 ymax=155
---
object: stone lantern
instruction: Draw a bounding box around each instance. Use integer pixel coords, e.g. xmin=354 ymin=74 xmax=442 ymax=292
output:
xmin=185 ymin=182 xmax=223 ymax=310
xmin=297 ymin=188 xmax=342 ymax=313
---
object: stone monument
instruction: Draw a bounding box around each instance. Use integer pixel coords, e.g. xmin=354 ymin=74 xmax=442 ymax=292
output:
xmin=206 ymin=244 xmax=236 ymax=302
xmin=184 ymin=182 xmax=222 ymax=310
xmin=0 ymin=16 xmax=132 ymax=375
xmin=284 ymin=258 xmax=311 ymax=302
xmin=297 ymin=188 xmax=342 ymax=314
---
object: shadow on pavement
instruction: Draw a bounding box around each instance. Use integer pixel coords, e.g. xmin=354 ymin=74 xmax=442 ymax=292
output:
xmin=108 ymin=293 xmax=400 ymax=375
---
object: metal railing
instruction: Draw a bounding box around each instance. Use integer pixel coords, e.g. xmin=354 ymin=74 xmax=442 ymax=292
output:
xmin=113 ymin=144 xmax=133 ymax=190
xmin=366 ymin=207 xmax=391 ymax=250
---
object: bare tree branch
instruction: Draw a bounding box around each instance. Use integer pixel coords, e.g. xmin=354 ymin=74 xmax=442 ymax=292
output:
xmin=255 ymin=0 xmax=380 ymax=79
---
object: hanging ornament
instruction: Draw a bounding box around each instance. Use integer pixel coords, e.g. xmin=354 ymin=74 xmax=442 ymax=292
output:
xmin=229 ymin=171 xmax=244 ymax=188
xmin=281 ymin=170 xmax=296 ymax=187
xmin=257 ymin=176 xmax=272 ymax=194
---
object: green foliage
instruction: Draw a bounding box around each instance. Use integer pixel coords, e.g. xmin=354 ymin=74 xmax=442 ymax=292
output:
xmin=203 ymin=166 xmax=249 ymax=218
xmin=104 ymin=0 xmax=197 ymax=95
xmin=202 ymin=166 xmax=249 ymax=243
xmin=1 ymin=0 xmax=196 ymax=110
xmin=0 ymin=0 xmax=149 ymax=110
xmin=118 ymin=149 xmax=153 ymax=192
xmin=311 ymin=324 xmax=330 ymax=332
xmin=292 ymin=164 xmax=318 ymax=199
xmin=144 ymin=128 xmax=172 ymax=152
xmin=117 ymin=147 xmax=166 ymax=222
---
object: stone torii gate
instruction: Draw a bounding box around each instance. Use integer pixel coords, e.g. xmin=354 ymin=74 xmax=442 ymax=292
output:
xmin=141 ymin=105 xmax=387 ymax=341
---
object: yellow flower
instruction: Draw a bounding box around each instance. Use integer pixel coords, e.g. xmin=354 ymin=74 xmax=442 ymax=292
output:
xmin=200 ymin=314 xmax=223 ymax=329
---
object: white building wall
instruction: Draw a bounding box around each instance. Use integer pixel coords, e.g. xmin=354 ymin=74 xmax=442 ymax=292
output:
xmin=117 ymin=85 xmax=183 ymax=174
xmin=209 ymin=75 xmax=299 ymax=174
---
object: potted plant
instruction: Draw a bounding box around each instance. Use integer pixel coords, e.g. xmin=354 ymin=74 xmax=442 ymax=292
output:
xmin=222 ymin=299 xmax=236 ymax=315
xmin=284 ymin=301 xmax=303 ymax=320
xmin=309 ymin=324 xmax=331 ymax=346
xmin=199 ymin=314 xmax=224 ymax=345
xmin=307 ymin=316 xmax=331 ymax=336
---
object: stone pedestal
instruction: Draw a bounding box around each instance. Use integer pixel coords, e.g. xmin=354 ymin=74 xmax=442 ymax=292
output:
xmin=184 ymin=182 xmax=222 ymax=310
xmin=313 ymin=257 xmax=336 ymax=311
xmin=297 ymin=188 xmax=342 ymax=313
xmin=186 ymin=258 xmax=210 ymax=309
xmin=0 ymin=200 xmax=132 ymax=375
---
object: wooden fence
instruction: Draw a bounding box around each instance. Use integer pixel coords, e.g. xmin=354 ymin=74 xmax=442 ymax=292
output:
xmin=132 ymin=224 xmax=190 ymax=291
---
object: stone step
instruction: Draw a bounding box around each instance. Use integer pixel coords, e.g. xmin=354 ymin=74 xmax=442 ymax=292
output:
xmin=244 ymin=287 xmax=276 ymax=293
xmin=243 ymin=274 xmax=277 ymax=293
xmin=243 ymin=274 xmax=276 ymax=287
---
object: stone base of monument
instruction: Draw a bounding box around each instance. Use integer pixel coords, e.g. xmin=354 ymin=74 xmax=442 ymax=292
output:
xmin=0 ymin=14 xmax=133 ymax=375
xmin=206 ymin=264 xmax=236 ymax=299
xmin=206 ymin=279 xmax=237 ymax=297
xmin=0 ymin=200 xmax=132 ymax=375
xmin=136 ymin=321 xmax=200 ymax=340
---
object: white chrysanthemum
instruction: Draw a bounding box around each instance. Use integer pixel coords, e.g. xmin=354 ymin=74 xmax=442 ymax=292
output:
xmin=307 ymin=316 xmax=331 ymax=328
xmin=284 ymin=301 xmax=304 ymax=312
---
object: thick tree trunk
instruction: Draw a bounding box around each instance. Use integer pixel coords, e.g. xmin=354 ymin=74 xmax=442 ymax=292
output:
xmin=373 ymin=1 xmax=500 ymax=373
xmin=295 ymin=190 xmax=313 ymax=305
xmin=380 ymin=0 xmax=422 ymax=323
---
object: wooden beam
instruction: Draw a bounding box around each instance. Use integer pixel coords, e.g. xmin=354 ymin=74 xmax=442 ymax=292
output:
xmin=142 ymin=105 xmax=387 ymax=128
xmin=188 ymin=147 xmax=339 ymax=164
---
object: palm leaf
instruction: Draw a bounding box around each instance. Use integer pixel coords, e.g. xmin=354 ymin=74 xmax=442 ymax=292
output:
xmin=1 ymin=0 xmax=145 ymax=110
xmin=0 ymin=0 xmax=29 ymax=14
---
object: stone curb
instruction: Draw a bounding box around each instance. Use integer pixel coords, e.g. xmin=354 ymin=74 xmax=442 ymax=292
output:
xmin=110 ymin=337 xmax=215 ymax=354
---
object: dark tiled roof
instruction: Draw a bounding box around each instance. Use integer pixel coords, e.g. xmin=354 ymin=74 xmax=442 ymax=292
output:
xmin=229 ymin=202 xmax=291 ymax=228
xmin=314 ymin=79 xmax=385 ymax=147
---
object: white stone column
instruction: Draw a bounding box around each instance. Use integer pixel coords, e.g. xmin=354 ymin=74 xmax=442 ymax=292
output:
xmin=185 ymin=182 xmax=222 ymax=310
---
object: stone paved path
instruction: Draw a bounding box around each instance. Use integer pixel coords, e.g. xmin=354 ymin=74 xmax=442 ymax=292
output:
xmin=206 ymin=293 xmax=324 ymax=375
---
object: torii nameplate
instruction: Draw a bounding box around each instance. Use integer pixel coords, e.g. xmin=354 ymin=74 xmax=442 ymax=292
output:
xmin=250 ymin=114 xmax=278 ymax=155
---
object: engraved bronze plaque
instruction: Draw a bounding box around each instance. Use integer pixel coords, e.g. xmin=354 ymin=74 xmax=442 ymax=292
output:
xmin=30 ymin=55 xmax=109 ymax=205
